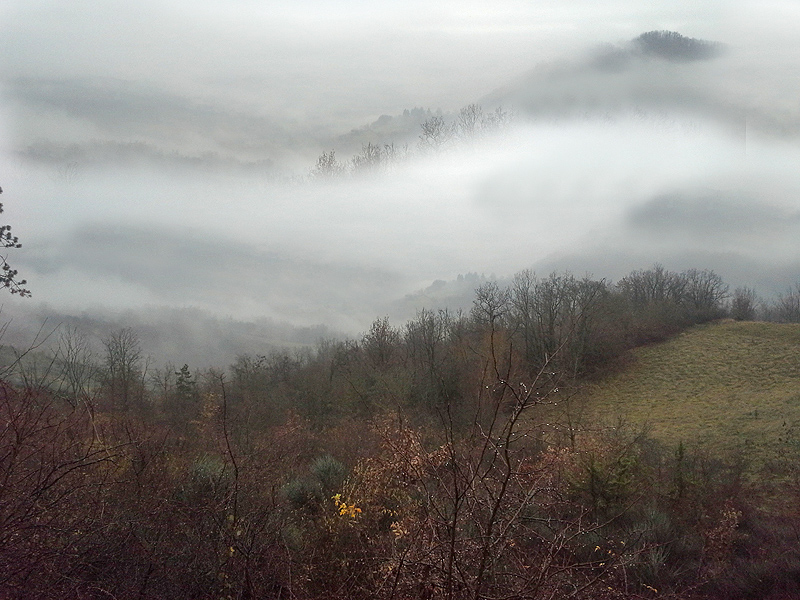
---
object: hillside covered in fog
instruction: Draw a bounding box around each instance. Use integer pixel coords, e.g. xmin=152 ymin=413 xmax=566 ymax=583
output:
xmin=4 ymin=5 xmax=800 ymax=598
xmin=1 ymin=1 xmax=799 ymax=343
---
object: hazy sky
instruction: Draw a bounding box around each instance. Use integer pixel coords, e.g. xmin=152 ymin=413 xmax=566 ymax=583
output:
xmin=1 ymin=1 xmax=799 ymax=333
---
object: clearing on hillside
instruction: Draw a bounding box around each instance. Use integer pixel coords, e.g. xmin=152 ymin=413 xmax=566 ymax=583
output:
xmin=541 ymin=320 xmax=800 ymax=469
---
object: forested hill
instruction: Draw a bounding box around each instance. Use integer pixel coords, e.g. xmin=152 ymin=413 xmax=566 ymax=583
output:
xmin=4 ymin=269 xmax=800 ymax=599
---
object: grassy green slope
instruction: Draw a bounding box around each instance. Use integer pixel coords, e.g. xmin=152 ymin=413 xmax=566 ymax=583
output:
xmin=562 ymin=320 xmax=800 ymax=464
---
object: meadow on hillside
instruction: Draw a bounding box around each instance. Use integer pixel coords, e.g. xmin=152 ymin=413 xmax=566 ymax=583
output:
xmin=556 ymin=321 xmax=800 ymax=468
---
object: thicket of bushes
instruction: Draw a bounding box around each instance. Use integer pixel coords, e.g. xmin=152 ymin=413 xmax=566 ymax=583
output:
xmin=3 ymin=265 xmax=800 ymax=599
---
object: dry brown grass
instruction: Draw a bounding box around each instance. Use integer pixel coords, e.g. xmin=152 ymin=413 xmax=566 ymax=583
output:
xmin=540 ymin=320 xmax=800 ymax=470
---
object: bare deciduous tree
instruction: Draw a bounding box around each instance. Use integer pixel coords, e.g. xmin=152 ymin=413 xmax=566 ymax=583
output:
xmin=773 ymin=283 xmax=800 ymax=322
xmin=730 ymin=286 xmax=758 ymax=321
xmin=362 ymin=316 xmax=402 ymax=368
xmin=310 ymin=149 xmax=345 ymax=180
xmin=617 ymin=264 xmax=686 ymax=306
xmin=682 ymin=268 xmax=729 ymax=315
xmin=103 ymin=327 xmax=146 ymax=411
xmin=56 ymin=325 xmax=99 ymax=403
xmin=471 ymin=281 xmax=511 ymax=329
xmin=418 ymin=115 xmax=456 ymax=154
xmin=351 ymin=142 xmax=384 ymax=174
xmin=457 ymin=103 xmax=483 ymax=143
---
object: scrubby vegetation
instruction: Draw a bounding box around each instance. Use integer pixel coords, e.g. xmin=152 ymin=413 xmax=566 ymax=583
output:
xmin=2 ymin=265 xmax=800 ymax=599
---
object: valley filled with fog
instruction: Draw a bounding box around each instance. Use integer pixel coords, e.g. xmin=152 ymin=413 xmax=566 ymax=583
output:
xmin=6 ymin=6 xmax=800 ymax=598
xmin=1 ymin=1 xmax=799 ymax=363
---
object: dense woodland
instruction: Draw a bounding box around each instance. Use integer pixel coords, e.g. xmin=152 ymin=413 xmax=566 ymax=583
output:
xmin=3 ymin=263 xmax=800 ymax=599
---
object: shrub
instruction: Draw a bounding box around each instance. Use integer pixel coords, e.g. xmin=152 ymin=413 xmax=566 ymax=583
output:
xmin=310 ymin=454 xmax=348 ymax=494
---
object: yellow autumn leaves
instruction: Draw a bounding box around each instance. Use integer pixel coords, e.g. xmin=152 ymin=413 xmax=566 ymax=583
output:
xmin=332 ymin=493 xmax=362 ymax=518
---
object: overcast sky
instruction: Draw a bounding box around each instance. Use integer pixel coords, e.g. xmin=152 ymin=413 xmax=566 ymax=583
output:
xmin=1 ymin=1 xmax=799 ymax=334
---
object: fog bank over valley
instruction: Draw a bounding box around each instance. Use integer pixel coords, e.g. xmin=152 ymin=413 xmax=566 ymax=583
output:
xmin=1 ymin=1 xmax=799 ymax=360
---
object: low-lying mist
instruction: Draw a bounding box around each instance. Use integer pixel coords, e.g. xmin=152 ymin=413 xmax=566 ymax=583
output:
xmin=1 ymin=8 xmax=799 ymax=364
xmin=5 ymin=112 xmax=797 ymax=332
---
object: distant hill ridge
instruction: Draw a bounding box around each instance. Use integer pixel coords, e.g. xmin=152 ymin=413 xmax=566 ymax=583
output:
xmin=633 ymin=30 xmax=723 ymax=61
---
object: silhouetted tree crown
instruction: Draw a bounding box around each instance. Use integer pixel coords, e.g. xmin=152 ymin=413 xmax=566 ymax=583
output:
xmin=0 ymin=186 xmax=30 ymax=297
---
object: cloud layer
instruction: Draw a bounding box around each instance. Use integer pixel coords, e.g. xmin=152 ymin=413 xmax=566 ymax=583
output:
xmin=1 ymin=2 xmax=799 ymax=334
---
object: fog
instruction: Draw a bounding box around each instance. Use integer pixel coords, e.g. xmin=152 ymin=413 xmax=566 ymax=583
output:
xmin=1 ymin=1 xmax=799 ymax=351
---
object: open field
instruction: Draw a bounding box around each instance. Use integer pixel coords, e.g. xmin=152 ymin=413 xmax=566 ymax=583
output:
xmin=544 ymin=320 xmax=800 ymax=468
